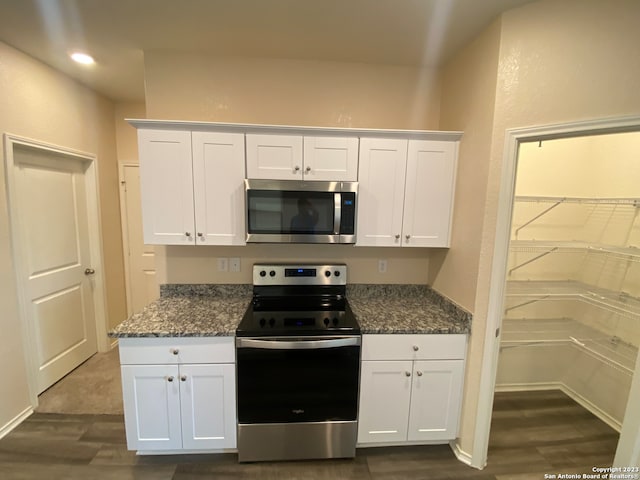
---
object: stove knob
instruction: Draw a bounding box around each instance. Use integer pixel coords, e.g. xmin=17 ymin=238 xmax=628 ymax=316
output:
xmin=324 ymin=270 xmax=331 ymax=277
xmin=334 ymin=270 xmax=341 ymax=277
xmin=269 ymin=270 xmax=276 ymax=277
xmin=269 ymin=318 xmax=275 ymax=326
xmin=259 ymin=270 xmax=266 ymax=277
xmin=324 ymin=317 xmax=330 ymax=326
xmin=259 ymin=318 xmax=266 ymax=327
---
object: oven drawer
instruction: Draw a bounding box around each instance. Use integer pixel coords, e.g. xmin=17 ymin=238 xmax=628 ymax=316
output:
xmin=119 ymin=336 xmax=235 ymax=364
xmin=361 ymin=334 xmax=466 ymax=361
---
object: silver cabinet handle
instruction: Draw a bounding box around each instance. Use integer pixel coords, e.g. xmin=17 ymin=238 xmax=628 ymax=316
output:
xmin=180 ymin=375 xmax=187 ymax=382
xmin=294 ymin=166 xmax=301 ymax=172
xmin=197 ymin=232 xmax=203 ymax=237
xmin=395 ymin=234 xmax=400 ymax=240
xmin=305 ymin=166 xmax=311 ymax=172
xmin=413 ymin=345 xmax=419 ymax=351
xmin=84 ymin=268 xmax=95 ymax=275
xmin=185 ymin=232 xmax=191 ymax=237
xmin=171 ymin=348 xmax=179 ymax=355
xmin=167 ymin=376 xmax=174 ymax=382
xmin=405 ymin=371 xmax=411 ymax=377
xmin=416 ymin=371 xmax=423 ymax=377
xmin=406 ymin=234 xmax=411 ymax=240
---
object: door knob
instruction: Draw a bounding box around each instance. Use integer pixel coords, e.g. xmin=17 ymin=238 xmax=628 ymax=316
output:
xmin=84 ymin=268 xmax=95 ymax=275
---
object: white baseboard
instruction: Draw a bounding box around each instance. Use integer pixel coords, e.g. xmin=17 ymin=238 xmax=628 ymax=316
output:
xmin=449 ymin=440 xmax=477 ymax=468
xmin=0 ymin=406 xmax=33 ymax=440
xmin=495 ymin=381 xmax=622 ymax=432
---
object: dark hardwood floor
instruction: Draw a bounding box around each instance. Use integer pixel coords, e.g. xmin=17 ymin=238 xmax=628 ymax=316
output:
xmin=0 ymin=390 xmax=619 ymax=479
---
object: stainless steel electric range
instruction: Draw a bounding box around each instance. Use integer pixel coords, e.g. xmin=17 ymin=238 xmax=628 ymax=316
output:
xmin=235 ymin=264 xmax=361 ymax=463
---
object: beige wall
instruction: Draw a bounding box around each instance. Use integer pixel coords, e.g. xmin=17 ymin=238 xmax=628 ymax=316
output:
xmin=436 ymin=0 xmax=640 ymax=461
xmin=144 ymin=52 xmax=441 ymax=130
xmin=0 ymin=41 xmax=126 ymax=430
xmin=433 ymin=17 xmax=503 ymax=460
xmin=158 ymin=244 xmax=430 ymax=285
xmin=115 ymin=102 xmax=146 ymax=163
xmin=144 ymin=52 xmax=442 ymax=285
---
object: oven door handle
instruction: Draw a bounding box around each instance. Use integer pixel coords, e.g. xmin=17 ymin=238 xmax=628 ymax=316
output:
xmin=236 ymin=337 xmax=361 ymax=350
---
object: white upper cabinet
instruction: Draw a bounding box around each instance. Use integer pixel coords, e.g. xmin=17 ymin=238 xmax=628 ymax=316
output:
xmin=138 ymin=129 xmax=195 ymax=245
xmin=192 ymin=131 xmax=246 ymax=245
xmin=403 ymin=140 xmax=457 ymax=247
xmin=245 ymin=134 xmax=303 ymax=180
xmin=356 ymin=138 xmax=408 ymax=247
xmin=246 ymin=134 xmax=358 ymax=181
xmin=303 ymin=136 xmax=359 ymax=181
xmin=356 ymin=138 xmax=458 ymax=248
xmin=137 ymin=129 xmax=246 ymax=246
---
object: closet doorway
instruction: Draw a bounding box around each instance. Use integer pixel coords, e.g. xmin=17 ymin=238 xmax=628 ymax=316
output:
xmin=491 ymin=125 xmax=640 ymax=467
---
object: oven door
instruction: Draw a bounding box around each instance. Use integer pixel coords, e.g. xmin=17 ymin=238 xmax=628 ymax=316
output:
xmin=236 ymin=336 xmax=361 ymax=424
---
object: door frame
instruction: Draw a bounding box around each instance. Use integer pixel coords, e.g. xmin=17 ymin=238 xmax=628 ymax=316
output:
xmin=474 ymin=114 xmax=640 ymax=468
xmin=3 ymin=133 xmax=109 ymax=406
xmin=118 ymin=162 xmax=136 ymax=318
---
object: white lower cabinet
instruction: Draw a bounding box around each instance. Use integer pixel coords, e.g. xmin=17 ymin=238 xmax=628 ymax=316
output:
xmin=357 ymin=334 xmax=466 ymax=445
xmin=119 ymin=337 xmax=236 ymax=452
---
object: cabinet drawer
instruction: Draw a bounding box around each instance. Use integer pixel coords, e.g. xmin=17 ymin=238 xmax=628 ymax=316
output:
xmin=119 ymin=337 xmax=235 ymax=365
xmin=361 ymin=334 xmax=466 ymax=361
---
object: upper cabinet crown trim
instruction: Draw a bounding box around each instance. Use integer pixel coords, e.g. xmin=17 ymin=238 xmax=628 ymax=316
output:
xmin=126 ymin=119 xmax=463 ymax=142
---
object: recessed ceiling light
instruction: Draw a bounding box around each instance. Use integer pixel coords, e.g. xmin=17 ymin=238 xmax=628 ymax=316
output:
xmin=70 ymin=52 xmax=95 ymax=65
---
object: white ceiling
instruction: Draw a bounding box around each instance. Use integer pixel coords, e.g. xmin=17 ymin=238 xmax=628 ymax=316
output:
xmin=0 ymin=0 xmax=534 ymax=102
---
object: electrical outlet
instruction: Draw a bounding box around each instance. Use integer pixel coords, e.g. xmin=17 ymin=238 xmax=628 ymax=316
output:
xmin=217 ymin=257 xmax=229 ymax=272
xmin=229 ymin=257 xmax=241 ymax=273
xmin=378 ymin=259 xmax=387 ymax=273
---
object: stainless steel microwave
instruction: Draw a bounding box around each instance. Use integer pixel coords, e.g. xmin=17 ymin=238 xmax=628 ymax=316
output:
xmin=245 ymin=179 xmax=357 ymax=244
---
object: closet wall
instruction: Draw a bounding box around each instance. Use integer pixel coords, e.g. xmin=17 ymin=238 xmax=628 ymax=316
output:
xmin=496 ymin=132 xmax=640 ymax=430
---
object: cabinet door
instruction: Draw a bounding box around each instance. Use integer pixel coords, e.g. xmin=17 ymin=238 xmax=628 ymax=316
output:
xmin=303 ymin=136 xmax=358 ymax=181
xmin=192 ymin=132 xmax=246 ymax=245
xmin=357 ymin=360 xmax=413 ymax=443
xmin=403 ymin=140 xmax=457 ymax=247
xmin=356 ymin=138 xmax=408 ymax=247
xmin=138 ymin=129 xmax=195 ymax=245
xmin=407 ymin=360 xmax=464 ymax=442
xmin=179 ymin=364 xmax=237 ymax=450
xmin=121 ymin=365 xmax=182 ymax=450
xmin=246 ymin=134 xmax=303 ymax=180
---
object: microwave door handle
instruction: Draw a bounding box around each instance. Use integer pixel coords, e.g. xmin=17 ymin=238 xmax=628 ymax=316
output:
xmin=334 ymin=192 xmax=341 ymax=234
xmin=236 ymin=337 xmax=360 ymax=350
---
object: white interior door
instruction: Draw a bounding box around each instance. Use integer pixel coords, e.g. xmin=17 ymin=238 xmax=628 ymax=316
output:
xmin=120 ymin=164 xmax=159 ymax=315
xmin=12 ymin=145 xmax=98 ymax=394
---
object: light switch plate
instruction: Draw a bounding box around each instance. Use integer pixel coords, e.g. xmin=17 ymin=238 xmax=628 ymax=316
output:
xmin=378 ymin=259 xmax=387 ymax=273
xmin=217 ymin=257 xmax=229 ymax=272
xmin=230 ymin=257 xmax=241 ymax=272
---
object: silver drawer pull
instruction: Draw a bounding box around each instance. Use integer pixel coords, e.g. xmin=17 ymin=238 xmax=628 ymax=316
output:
xmin=413 ymin=345 xmax=419 ymax=351
xmin=416 ymin=371 xmax=423 ymax=377
xmin=167 ymin=376 xmax=174 ymax=382
xmin=405 ymin=371 xmax=411 ymax=377
xmin=171 ymin=348 xmax=179 ymax=355
xmin=181 ymin=375 xmax=187 ymax=382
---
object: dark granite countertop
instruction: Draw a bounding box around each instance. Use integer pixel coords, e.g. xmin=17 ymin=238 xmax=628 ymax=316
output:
xmin=109 ymin=284 xmax=471 ymax=338
xmin=108 ymin=285 xmax=252 ymax=338
xmin=347 ymin=284 xmax=471 ymax=334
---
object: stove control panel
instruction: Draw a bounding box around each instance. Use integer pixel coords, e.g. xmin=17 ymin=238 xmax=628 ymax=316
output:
xmin=253 ymin=264 xmax=347 ymax=286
